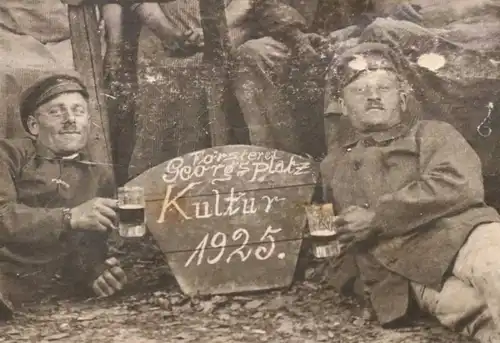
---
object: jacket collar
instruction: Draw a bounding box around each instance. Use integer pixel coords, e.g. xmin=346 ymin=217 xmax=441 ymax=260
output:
xmin=342 ymin=113 xmax=418 ymax=148
xmin=33 ymin=139 xmax=90 ymax=162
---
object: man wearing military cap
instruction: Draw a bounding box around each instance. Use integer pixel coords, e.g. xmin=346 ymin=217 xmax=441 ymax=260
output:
xmin=320 ymin=42 xmax=500 ymax=342
xmin=0 ymin=72 xmax=127 ymax=319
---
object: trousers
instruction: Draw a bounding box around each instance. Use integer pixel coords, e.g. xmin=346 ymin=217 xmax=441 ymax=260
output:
xmin=411 ymin=222 xmax=500 ymax=342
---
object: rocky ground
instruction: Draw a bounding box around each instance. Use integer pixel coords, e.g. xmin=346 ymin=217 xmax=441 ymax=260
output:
xmin=0 ymin=238 xmax=475 ymax=343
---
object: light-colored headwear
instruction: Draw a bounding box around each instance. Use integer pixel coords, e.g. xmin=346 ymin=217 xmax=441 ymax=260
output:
xmin=324 ymin=42 xmax=412 ymax=115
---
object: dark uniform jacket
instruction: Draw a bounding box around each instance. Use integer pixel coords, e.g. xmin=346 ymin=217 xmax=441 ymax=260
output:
xmin=320 ymin=118 xmax=500 ymax=324
xmin=0 ymin=138 xmax=114 ymax=282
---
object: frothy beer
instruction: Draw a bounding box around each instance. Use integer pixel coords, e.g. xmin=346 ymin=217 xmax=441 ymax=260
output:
xmin=310 ymin=229 xmax=337 ymax=243
xmin=305 ymin=203 xmax=338 ymax=258
xmin=117 ymin=186 xmax=146 ymax=237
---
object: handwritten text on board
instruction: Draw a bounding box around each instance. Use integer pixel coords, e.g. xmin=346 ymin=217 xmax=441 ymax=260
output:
xmin=162 ymin=149 xmax=310 ymax=184
xmin=184 ymin=226 xmax=283 ymax=267
xmin=157 ymin=184 xmax=286 ymax=222
xmin=131 ymin=146 xmax=317 ymax=294
xmin=156 ymin=148 xmax=312 ymax=268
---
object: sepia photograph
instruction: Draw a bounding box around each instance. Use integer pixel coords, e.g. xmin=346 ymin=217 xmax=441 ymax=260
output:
xmin=0 ymin=0 xmax=499 ymax=342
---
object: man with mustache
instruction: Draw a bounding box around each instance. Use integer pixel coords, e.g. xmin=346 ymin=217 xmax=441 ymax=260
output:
xmin=320 ymin=42 xmax=500 ymax=342
xmin=0 ymin=72 xmax=127 ymax=319
xmin=322 ymin=0 xmax=500 ymax=185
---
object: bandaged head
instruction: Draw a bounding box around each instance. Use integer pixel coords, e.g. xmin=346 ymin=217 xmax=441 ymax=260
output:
xmin=324 ymin=42 xmax=411 ymax=115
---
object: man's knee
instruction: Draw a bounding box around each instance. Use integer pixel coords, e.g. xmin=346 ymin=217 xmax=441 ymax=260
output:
xmin=235 ymin=38 xmax=265 ymax=62
xmin=234 ymin=37 xmax=289 ymax=74
xmin=454 ymin=222 xmax=500 ymax=279
xmin=412 ymin=277 xmax=490 ymax=334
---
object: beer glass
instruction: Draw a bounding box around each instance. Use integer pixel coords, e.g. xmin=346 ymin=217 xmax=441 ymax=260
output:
xmin=305 ymin=203 xmax=340 ymax=258
xmin=117 ymin=186 xmax=146 ymax=237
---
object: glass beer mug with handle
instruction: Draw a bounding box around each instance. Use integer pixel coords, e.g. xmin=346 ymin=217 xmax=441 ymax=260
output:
xmin=117 ymin=186 xmax=146 ymax=238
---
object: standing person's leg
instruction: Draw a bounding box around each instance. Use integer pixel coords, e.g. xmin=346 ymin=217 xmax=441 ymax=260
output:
xmin=232 ymin=37 xmax=303 ymax=155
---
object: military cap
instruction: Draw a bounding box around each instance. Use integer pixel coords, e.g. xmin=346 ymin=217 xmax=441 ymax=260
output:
xmin=19 ymin=71 xmax=89 ymax=133
xmin=325 ymin=42 xmax=412 ymax=115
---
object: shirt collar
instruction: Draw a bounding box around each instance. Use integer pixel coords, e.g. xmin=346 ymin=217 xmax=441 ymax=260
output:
xmin=342 ymin=114 xmax=418 ymax=148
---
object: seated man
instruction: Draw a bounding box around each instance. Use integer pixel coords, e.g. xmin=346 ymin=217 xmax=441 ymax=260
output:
xmin=0 ymin=0 xmax=75 ymax=139
xmin=320 ymin=43 xmax=500 ymax=342
xmin=102 ymin=0 xmax=326 ymax=177
xmin=0 ymin=72 xmax=127 ymax=319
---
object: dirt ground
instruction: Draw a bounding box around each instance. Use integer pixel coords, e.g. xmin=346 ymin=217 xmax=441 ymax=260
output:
xmin=0 ymin=238 xmax=475 ymax=343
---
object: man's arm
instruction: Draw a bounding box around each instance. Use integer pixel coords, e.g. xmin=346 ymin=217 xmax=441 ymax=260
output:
xmin=371 ymin=121 xmax=487 ymax=239
xmin=252 ymin=0 xmax=329 ymax=60
xmin=0 ymin=140 xmax=118 ymax=245
xmin=130 ymin=3 xmax=184 ymax=46
xmin=0 ymin=141 xmax=67 ymax=244
xmin=119 ymin=3 xmax=204 ymax=56
xmin=254 ymin=0 xmax=308 ymax=40
xmin=62 ymin=164 xmax=118 ymax=291
xmin=226 ymin=0 xmax=257 ymax=28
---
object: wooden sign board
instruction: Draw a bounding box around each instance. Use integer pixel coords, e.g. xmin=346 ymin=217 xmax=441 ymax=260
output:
xmin=126 ymin=145 xmax=319 ymax=295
